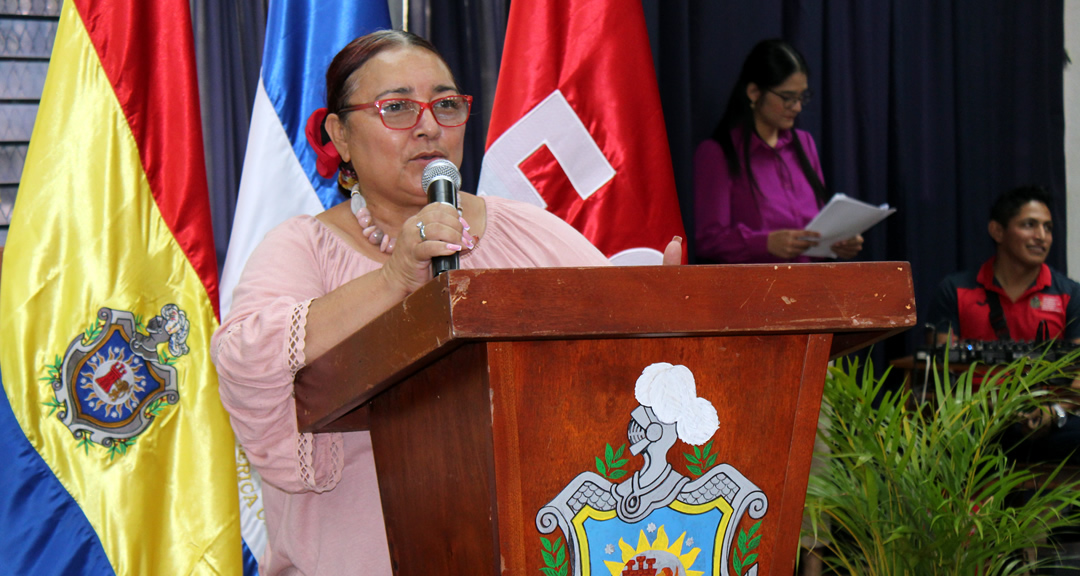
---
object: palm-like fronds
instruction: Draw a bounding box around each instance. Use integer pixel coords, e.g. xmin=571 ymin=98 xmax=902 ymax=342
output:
xmin=804 ymin=350 xmax=1080 ymax=575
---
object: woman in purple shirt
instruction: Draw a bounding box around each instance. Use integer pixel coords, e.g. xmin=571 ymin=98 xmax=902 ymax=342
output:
xmin=694 ymin=39 xmax=863 ymax=264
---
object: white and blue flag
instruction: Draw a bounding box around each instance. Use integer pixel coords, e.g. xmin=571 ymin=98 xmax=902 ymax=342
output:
xmin=221 ymin=0 xmax=391 ymax=317
xmin=222 ymin=2 xmax=391 ymax=572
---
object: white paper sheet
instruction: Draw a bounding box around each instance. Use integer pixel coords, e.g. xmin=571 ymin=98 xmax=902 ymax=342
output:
xmin=803 ymin=193 xmax=896 ymax=258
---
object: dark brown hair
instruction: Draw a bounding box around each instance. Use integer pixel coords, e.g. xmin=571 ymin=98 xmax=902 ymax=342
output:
xmin=325 ymin=30 xmax=453 ymax=114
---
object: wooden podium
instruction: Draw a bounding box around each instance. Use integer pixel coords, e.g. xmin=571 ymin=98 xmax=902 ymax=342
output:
xmin=295 ymin=263 xmax=915 ymax=575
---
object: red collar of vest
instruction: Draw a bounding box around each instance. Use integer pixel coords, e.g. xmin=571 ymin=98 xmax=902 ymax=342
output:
xmin=975 ymin=256 xmax=1051 ymax=300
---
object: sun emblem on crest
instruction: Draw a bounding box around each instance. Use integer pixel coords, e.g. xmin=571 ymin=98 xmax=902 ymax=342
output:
xmin=605 ymin=525 xmax=703 ymax=576
xmin=42 ymin=305 xmax=191 ymax=458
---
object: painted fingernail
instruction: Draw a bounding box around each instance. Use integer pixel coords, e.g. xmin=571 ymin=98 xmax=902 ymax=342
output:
xmin=446 ymin=243 xmax=463 ymax=251
xmin=459 ymin=216 xmax=471 ymax=231
xmin=462 ymin=229 xmax=475 ymax=249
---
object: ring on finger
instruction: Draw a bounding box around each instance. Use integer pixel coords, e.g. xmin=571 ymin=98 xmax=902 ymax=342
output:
xmin=417 ymin=220 xmax=427 ymax=242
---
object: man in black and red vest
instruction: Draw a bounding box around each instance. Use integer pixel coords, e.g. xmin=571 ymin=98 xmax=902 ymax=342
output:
xmin=931 ymin=185 xmax=1079 ymax=344
xmin=929 ymin=185 xmax=1080 ymax=464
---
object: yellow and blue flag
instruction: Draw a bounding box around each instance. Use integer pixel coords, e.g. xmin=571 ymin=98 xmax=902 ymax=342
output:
xmin=0 ymin=0 xmax=242 ymax=574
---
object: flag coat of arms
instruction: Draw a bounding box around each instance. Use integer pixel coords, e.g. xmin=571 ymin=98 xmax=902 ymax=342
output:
xmin=479 ymin=0 xmax=687 ymax=265
xmin=0 ymin=1 xmax=242 ymax=574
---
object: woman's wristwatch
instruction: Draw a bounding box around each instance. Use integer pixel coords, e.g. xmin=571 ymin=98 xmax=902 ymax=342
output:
xmin=1050 ymin=403 xmax=1068 ymax=429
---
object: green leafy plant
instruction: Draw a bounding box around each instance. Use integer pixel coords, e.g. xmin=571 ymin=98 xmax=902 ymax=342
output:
xmin=732 ymin=520 xmax=761 ymax=575
xmin=42 ymin=396 xmax=64 ymax=417
xmin=595 ymin=442 xmax=628 ymax=480
xmin=40 ymin=354 xmax=63 ymax=383
xmin=539 ymin=535 xmax=568 ymax=576
xmin=107 ymin=437 xmax=136 ymax=460
xmin=144 ymin=397 xmax=168 ymax=418
xmin=76 ymin=434 xmax=95 ymax=455
xmin=803 ymin=351 xmax=1080 ymax=575
xmin=684 ymin=439 xmax=717 ymax=478
xmin=81 ymin=318 xmax=104 ymax=345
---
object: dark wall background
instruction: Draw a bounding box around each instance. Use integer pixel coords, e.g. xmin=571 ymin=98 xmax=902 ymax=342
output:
xmin=198 ymin=1 xmax=1068 ymax=360
xmin=644 ymin=0 xmax=1067 ymax=360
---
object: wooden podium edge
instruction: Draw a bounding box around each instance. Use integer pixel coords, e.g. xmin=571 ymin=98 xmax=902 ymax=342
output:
xmin=296 ymin=262 xmax=916 ymax=433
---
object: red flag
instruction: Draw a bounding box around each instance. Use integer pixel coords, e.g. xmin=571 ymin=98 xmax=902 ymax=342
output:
xmin=479 ymin=0 xmax=686 ymax=265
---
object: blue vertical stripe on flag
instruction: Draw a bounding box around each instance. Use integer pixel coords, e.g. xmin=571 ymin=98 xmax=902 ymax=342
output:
xmin=262 ymin=0 xmax=393 ymax=208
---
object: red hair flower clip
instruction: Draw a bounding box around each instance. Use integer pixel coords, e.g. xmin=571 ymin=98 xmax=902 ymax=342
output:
xmin=305 ymin=107 xmax=341 ymax=178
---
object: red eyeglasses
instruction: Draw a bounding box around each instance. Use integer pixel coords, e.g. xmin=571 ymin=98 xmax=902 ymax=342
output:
xmin=338 ymin=95 xmax=473 ymax=130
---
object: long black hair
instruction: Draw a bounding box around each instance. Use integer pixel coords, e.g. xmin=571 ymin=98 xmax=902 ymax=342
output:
xmin=710 ymin=39 xmax=828 ymax=207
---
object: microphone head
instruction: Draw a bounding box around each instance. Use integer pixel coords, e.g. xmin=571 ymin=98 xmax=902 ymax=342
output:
xmin=421 ymin=159 xmax=461 ymax=193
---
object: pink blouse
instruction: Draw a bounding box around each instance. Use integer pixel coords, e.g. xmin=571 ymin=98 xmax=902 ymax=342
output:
xmin=211 ymin=195 xmax=609 ymax=575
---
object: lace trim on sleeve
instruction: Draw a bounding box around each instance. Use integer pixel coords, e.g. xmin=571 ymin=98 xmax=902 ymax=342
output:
xmin=287 ymin=299 xmax=312 ymax=377
xmin=297 ymin=431 xmax=344 ymax=492
xmin=289 ymin=298 xmax=344 ymax=492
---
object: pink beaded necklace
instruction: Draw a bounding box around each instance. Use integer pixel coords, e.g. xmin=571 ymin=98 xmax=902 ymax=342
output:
xmin=350 ymin=188 xmax=395 ymax=253
xmin=348 ymin=186 xmax=479 ymax=256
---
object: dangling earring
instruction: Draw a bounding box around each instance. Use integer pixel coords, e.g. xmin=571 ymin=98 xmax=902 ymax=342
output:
xmin=338 ymin=161 xmax=358 ymax=191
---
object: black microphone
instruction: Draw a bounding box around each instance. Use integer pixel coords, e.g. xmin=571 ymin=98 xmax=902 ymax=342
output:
xmin=421 ymin=159 xmax=461 ymax=276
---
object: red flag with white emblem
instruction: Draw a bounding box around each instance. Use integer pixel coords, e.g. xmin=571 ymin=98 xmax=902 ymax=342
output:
xmin=478 ymin=0 xmax=686 ymax=265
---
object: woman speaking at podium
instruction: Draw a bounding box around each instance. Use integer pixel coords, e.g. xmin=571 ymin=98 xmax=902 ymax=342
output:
xmin=211 ymin=31 xmax=609 ymax=574
xmin=694 ymin=39 xmax=863 ymax=264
